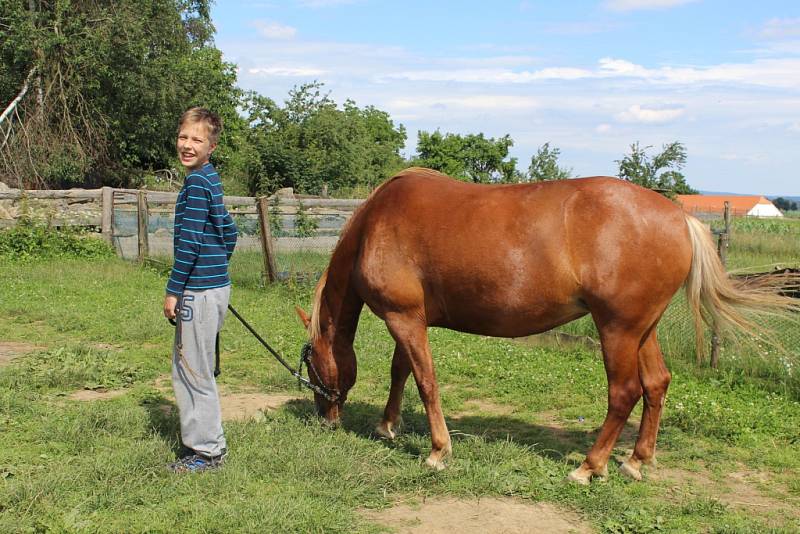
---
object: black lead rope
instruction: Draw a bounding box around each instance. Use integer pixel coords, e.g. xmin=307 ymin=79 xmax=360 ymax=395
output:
xmin=223 ymin=304 xmax=340 ymax=403
xmin=168 ymin=303 xmax=339 ymax=402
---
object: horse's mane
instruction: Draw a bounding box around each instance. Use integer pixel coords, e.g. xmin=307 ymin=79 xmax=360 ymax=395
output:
xmin=308 ymin=167 xmax=442 ymax=340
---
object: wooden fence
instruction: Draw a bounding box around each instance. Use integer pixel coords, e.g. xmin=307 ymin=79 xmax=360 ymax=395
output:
xmin=0 ymin=187 xmax=364 ymax=283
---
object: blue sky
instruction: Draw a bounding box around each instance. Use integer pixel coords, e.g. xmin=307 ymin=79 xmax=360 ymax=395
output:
xmin=212 ymin=0 xmax=800 ymax=195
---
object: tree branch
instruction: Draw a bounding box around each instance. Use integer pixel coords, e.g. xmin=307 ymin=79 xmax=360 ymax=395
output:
xmin=0 ymin=67 xmax=37 ymax=128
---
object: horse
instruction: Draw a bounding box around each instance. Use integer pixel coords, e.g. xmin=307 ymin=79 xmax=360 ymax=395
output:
xmin=294 ymin=167 xmax=797 ymax=484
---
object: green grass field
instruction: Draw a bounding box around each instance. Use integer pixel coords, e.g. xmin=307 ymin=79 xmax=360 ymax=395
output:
xmin=1 ymin=249 xmax=799 ymax=533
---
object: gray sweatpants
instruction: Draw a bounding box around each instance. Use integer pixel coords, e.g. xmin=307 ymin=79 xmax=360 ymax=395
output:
xmin=172 ymin=285 xmax=230 ymax=458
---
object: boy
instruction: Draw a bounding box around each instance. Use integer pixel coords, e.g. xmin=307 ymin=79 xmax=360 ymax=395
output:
xmin=163 ymin=107 xmax=237 ymax=472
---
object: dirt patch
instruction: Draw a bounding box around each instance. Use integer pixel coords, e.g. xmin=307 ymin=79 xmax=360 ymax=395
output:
xmin=362 ymin=496 xmax=592 ymax=534
xmin=650 ymin=464 xmax=797 ymax=516
xmin=453 ymin=399 xmax=515 ymax=418
xmin=152 ymin=374 xmax=300 ymax=421
xmin=69 ymin=389 xmax=127 ymax=401
xmin=0 ymin=341 xmax=42 ymax=366
xmin=220 ymin=393 xmax=300 ymax=421
xmin=153 ymin=390 xmax=299 ymax=422
xmin=154 ymin=374 xmax=172 ymax=392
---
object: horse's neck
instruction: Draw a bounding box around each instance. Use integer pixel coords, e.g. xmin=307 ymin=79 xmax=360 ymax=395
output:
xmin=322 ymin=253 xmax=363 ymax=347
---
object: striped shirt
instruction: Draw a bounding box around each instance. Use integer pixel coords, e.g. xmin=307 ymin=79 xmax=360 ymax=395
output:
xmin=166 ymin=163 xmax=238 ymax=295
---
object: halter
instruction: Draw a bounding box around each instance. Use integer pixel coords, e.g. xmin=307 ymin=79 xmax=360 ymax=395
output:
xmin=298 ymin=342 xmax=341 ymax=403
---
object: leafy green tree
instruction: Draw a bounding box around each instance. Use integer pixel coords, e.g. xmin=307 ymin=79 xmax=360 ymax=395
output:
xmin=615 ymin=141 xmax=697 ymax=196
xmin=527 ymin=142 xmax=572 ymax=181
xmin=244 ymin=82 xmax=406 ymax=195
xmin=772 ymin=197 xmax=798 ymax=212
xmin=414 ymin=130 xmax=519 ymax=183
xmin=0 ymin=0 xmax=243 ymax=188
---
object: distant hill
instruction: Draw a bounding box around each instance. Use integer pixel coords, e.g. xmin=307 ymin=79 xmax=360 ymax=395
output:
xmin=699 ymin=191 xmax=800 ymax=202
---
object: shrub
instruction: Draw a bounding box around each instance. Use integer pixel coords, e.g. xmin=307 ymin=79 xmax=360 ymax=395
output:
xmin=0 ymin=218 xmax=115 ymax=260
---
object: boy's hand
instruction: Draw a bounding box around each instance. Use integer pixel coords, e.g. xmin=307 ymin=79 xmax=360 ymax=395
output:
xmin=164 ymin=294 xmax=179 ymax=320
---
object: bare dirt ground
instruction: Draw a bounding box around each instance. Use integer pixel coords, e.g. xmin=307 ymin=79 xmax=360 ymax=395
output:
xmin=650 ymin=463 xmax=799 ymax=518
xmin=0 ymin=341 xmax=41 ymax=366
xmin=361 ymin=497 xmax=592 ymax=534
xmin=151 ymin=374 xmax=301 ymax=421
xmin=68 ymin=389 xmax=128 ymax=401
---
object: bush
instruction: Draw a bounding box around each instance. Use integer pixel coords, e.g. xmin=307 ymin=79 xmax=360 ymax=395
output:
xmin=0 ymin=219 xmax=115 ymax=260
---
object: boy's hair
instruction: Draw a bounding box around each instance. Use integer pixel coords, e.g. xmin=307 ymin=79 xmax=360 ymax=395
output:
xmin=178 ymin=107 xmax=223 ymax=144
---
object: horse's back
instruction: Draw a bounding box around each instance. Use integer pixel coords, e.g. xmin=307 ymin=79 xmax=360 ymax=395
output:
xmin=349 ymin=169 xmax=692 ymax=336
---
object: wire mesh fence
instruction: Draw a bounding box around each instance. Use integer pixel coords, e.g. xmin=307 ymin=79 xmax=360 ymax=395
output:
xmin=110 ymin=189 xmax=362 ymax=287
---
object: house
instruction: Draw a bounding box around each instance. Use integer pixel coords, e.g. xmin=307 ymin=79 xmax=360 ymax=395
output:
xmin=675 ymin=195 xmax=784 ymax=218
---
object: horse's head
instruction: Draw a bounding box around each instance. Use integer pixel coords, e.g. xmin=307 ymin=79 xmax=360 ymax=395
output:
xmin=295 ymin=306 xmax=356 ymax=423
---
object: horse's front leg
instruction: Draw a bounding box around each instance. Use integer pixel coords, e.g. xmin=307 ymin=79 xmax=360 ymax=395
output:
xmin=375 ymin=344 xmax=411 ymax=440
xmin=385 ymin=313 xmax=451 ymax=470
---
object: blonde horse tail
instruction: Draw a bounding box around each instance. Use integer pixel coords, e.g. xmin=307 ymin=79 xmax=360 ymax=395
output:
xmin=684 ymin=214 xmax=800 ymax=358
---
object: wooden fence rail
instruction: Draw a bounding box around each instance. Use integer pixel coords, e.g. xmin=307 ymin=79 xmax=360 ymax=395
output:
xmin=0 ymin=187 xmax=364 ymax=283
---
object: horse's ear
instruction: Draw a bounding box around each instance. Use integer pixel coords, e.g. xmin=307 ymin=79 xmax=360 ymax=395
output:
xmin=295 ymin=306 xmax=311 ymax=329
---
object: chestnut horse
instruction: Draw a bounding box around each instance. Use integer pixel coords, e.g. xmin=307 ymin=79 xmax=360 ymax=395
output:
xmin=295 ymin=167 xmax=794 ymax=484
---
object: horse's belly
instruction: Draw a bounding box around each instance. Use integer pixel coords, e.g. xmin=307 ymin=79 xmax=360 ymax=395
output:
xmin=429 ymin=296 xmax=588 ymax=338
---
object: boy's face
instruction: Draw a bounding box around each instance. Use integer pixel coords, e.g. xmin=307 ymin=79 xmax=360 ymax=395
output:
xmin=176 ymin=120 xmax=216 ymax=171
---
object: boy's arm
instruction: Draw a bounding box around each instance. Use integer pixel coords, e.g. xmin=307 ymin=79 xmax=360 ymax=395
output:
xmin=223 ymin=210 xmax=238 ymax=260
xmin=166 ymin=174 xmax=211 ymax=295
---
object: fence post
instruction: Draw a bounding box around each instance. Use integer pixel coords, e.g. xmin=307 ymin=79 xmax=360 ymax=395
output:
xmin=257 ymin=196 xmax=278 ymax=284
xmin=101 ymin=186 xmax=113 ymax=244
xmin=137 ymin=190 xmax=149 ymax=261
xmin=710 ymin=201 xmax=731 ymax=369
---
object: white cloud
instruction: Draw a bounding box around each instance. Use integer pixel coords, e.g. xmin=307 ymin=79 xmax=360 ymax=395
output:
xmin=603 ymin=0 xmax=699 ymax=11
xmin=388 ymin=95 xmax=540 ymax=111
xmin=381 ymin=56 xmax=800 ymax=89
xmin=252 ymin=20 xmax=297 ymax=40
xmin=758 ymin=18 xmax=800 ymax=40
xmin=596 ymin=124 xmax=612 ymax=133
xmin=615 ymin=104 xmax=685 ymax=123
xmin=248 ymin=66 xmax=327 ymax=76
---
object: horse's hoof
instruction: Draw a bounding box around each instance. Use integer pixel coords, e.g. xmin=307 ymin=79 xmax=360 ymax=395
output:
xmin=424 ymin=456 xmax=447 ymax=471
xmin=424 ymin=444 xmax=451 ymax=471
xmin=566 ymin=466 xmax=592 ymax=485
xmin=567 ymin=464 xmax=607 ymax=485
xmin=619 ymin=460 xmax=643 ymax=481
xmin=374 ymin=422 xmax=396 ymax=440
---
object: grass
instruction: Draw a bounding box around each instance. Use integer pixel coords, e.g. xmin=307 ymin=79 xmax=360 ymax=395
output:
xmin=1 ymin=255 xmax=799 ymax=532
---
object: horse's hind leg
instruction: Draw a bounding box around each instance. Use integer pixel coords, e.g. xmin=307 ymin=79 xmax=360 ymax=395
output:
xmin=375 ymin=344 xmax=411 ymax=440
xmin=620 ymin=329 xmax=671 ymax=481
xmin=384 ymin=313 xmax=451 ymax=470
xmin=568 ymin=325 xmax=643 ymax=485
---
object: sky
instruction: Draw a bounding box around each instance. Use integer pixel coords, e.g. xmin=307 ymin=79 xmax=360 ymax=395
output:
xmin=211 ymin=0 xmax=800 ymax=196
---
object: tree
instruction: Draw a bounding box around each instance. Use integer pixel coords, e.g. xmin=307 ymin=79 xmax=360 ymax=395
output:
xmin=0 ymin=0 xmax=243 ymax=188
xmin=772 ymin=197 xmax=798 ymax=212
xmin=527 ymin=142 xmax=572 ymax=181
xmin=615 ymin=141 xmax=697 ymax=196
xmin=244 ymin=82 xmax=406 ymax=195
xmin=414 ymin=130 xmax=519 ymax=183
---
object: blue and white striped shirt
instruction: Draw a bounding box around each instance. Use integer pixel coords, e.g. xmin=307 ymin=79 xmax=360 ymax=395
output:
xmin=166 ymin=163 xmax=238 ymax=295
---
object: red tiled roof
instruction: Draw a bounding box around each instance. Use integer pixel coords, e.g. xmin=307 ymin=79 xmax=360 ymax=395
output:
xmin=675 ymin=195 xmax=774 ymax=214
